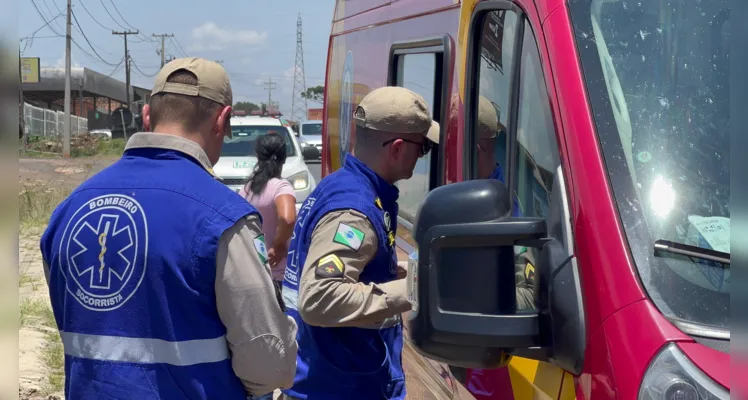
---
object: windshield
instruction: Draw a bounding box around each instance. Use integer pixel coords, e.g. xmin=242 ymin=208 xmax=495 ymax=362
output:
xmin=301 ymin=123 xmax=322 ymax=136
xmin=570 ymin=0 xmax=729 ymax=331
xmin=222 ymin=125 xmax=297 ymax=157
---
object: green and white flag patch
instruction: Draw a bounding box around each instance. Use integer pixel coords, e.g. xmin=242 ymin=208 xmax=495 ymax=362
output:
xmin=333 ymin=223 xmax=365 ymax=251
xmin=253 ymin=234 xmax=268 ymax=264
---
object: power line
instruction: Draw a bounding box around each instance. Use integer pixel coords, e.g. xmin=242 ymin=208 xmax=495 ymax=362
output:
xmin=171 ymin=37 xmax=187 ymax=57
xmin=99 ymin=0 xmax=128 ymax=30
xmin=109 ymin=0 xmax=154 ymax=43
xmin=109 ymin=0 xmax=138 ymax=32
xmin=40 ymin=0 xmax=66 ymax=33
xmin=105 ymin=55 xmax=126 ymax=76
xmin=29 ymin=0 xmax=63 ymax=36
xmin=20 ymin=12 xmax=65 ymax=53
xmin=71 ymin=9 xmax=119 ymax=65
xmin=78 ymin=0 xmax=115 ymax=31
xmin=130 ymin=57 xmax=158 ymax=77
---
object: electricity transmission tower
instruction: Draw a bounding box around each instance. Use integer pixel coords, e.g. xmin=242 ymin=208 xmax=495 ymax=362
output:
xmin=263 ymin=77 xmax=277 ymax=109
xmin=290 ymin=13 xmax=308 ymax=122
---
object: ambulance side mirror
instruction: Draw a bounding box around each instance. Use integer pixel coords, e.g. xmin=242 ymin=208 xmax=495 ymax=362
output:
xmin=406 ymin=179 xmax=546 ymax=369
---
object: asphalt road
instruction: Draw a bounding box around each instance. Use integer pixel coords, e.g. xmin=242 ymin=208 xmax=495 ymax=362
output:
xmin=307 ymin=161 xmax=322 ymax=184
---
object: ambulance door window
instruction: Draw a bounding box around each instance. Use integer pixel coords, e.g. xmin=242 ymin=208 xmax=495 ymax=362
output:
xmin=472 ymin=10 xmax=518 ymax=186
xmin=393 ymin=52 xmax=440 ymax=220
xmin=508 ymin=20 xmax=563 ymax=315
xmin=513 ymin=20 xmax=561 ymax=222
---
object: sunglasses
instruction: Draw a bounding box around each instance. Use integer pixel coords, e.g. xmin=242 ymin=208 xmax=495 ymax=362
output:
xmin=382 ymin=137 xmax=434 ymax=157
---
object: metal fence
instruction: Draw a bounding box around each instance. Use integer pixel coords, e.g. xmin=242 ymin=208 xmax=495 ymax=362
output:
xmin=23 ymin=102 xmax=88 ymax=137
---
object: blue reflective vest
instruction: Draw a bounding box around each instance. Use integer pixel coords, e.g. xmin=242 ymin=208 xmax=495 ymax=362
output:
xmin=40 ymin=146 xmax=258 ymax=400
xmin=282 ymin=155 xmax=405 ymax=400
xmin=490 ymin=163 xmax=522 ymax=217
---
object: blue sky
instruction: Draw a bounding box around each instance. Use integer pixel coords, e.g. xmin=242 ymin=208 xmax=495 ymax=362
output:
xmin=19 ymin=0 xmax=334 ymax=116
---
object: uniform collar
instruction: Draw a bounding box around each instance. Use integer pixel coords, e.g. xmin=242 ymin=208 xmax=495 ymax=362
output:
xmin=344 ymin=154 xmax=399 ymax=205
xmin=124 ymin=132 xmax=218 ymax=177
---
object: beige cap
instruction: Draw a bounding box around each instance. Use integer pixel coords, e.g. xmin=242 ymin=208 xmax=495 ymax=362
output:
xmin=354 ymin=86 xmax=440 ymax=144
xmin=478 ymin=96 xmax=507 ymax=139
xmin=151 ymin=57 xmax=233 ymax=107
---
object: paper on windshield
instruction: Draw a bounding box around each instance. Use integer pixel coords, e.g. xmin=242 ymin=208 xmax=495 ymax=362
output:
xmin=686 ymin=215 xmax=730 ymax=254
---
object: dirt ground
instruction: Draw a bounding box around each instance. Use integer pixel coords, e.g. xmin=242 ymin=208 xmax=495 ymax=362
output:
xmin=18 ymin=155 xmax=119 ymax=400
xmin=17 ymin=155 xmax=472 ymax=400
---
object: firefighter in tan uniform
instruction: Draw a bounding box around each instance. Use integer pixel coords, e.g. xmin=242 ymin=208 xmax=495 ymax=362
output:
xmin=280 ymin=86 xmax=440 ymax=400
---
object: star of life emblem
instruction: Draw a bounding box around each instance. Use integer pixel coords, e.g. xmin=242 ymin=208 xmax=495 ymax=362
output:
xmin=61 ymin=194 xmax=148 ymax=312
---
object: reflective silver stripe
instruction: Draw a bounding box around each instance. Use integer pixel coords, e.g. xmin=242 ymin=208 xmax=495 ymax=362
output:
xmin=283 ymin=288 xmax=299 ymax=311
xmin=61 ymin=331 xmax=229 ymax=366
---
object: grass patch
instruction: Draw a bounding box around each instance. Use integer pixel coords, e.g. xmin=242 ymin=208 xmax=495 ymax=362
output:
xmin=22 ymin=135 xmax=126 ymax=158
xmin=72 ymin=138 xmax=126 ymax=158
xmin=19 ymin=271 xmax=40 ymax=292
xmin=19 ymin=185 xmax=71 ymax=228
xmin=40 ymin=330 xmax=65 ymax=396
xmin=19 ymin=296 xmax=64 ymax=395
xmin=19 ymin=297 xmax=54 ymax=328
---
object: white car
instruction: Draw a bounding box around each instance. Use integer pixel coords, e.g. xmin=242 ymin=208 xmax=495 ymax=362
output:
xmin=213 ymin=116 xmax=317 ymax=211
xmin=297 ymin=120 xmax=323 ymax=162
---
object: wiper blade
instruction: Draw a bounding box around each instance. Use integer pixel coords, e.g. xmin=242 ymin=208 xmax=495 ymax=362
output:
xmin=654 ymin=239 xmax=730 ymax=265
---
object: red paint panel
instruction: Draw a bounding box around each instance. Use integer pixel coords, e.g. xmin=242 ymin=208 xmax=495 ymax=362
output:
xmin=334 ymin=0 xmax=390 ymax=22
xmin=577 ymin=322 xmax=618 ymax=400
xmin=603 ymin=300 xmax=692 ymax=399
xmin=333 ymin=0 xmax=457 ymax=36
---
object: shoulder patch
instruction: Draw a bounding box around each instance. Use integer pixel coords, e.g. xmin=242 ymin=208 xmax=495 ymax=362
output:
xmin=253 ymin=234 xmax=268 ymax=264
xmin=524 ymin=262 xmax=535 ymax=281
xmin=374 ymin=197 xmax=384 ymax=210
xmin=333 ymin=222 xmax=365 ymax=251
xmin=315 ymin=254 xmax=345 ymax=278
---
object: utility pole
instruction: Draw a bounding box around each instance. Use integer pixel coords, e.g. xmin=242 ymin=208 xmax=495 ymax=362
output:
xmin=63 ymin=0 xmax=72 ymax=157
xmin=113 ymin=30 xmax=138 ymax=109
xmin=152 ymin=33 xmax=174 ymax=68
xmin=263 ymin=77 xmax=277 ymax=110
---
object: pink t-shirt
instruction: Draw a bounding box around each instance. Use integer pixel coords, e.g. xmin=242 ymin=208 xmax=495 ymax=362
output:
xmin=240 ymin=178 xmax=296 ymax=281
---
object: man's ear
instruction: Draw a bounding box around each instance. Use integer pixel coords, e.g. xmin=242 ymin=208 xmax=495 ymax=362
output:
xmin=142 ymin=104 xmax=152 ymax=132
xmin=390 ymin=138 xmax=405 ymax=159
xmin=214 ymin=105 xmax=232 ymax=135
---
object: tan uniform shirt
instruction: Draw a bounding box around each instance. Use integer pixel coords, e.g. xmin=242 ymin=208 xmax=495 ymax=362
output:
xmin=41 ymin=133 xmax=298 ymax=397
xmin=297 ymin=209 xmax=412 ymax=329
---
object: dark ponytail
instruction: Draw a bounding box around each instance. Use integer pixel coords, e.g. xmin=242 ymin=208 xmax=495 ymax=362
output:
xmin=247 ymin=132 xmax=288 ymax=195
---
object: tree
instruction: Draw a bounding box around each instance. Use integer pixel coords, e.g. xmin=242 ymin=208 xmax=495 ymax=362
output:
xmin=233 ymin=101 xmax=261 ymax=113
xmin=301 ymin=85 xmax=324 ymax=103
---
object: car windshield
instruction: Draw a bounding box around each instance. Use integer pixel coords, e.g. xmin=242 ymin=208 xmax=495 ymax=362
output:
xmin=223 ymin=125 xmax=297 ymax=157
xmin=301 ymin=123 xmax=322 ymax=135
xmin=570 ymin=0 xmax=729 ymax=331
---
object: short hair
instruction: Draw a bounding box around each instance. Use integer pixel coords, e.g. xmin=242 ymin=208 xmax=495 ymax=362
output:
xmin=148 ymin=70 xmax=223 ymax=129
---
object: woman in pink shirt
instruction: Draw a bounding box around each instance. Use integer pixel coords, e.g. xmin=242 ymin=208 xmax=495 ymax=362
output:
xmin=240 ymin=133 xmax=297 ymax=285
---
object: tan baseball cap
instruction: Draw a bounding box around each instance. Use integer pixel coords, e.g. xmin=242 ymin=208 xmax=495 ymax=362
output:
xmin=353 ymin=86 xmax=440 ymax=144
xmin=151 ymin=57 xmax=233 ymax=108
xmin=478 ymin=96 xmax=507 ymax=139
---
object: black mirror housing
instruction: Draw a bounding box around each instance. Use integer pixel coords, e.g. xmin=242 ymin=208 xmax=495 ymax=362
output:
xmin=407 ymin=179 xmax=546 ymax=368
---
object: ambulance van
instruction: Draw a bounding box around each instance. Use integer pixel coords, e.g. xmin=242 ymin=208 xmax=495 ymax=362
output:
xmin=321 ymin=0 xmax=730 ymax=398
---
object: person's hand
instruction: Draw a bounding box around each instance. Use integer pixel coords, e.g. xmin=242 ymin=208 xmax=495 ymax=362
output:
xmin=268 ymin=242 xmax=288 ymax=268
xmin=396 ymin=260 xmax=408 ymax=279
